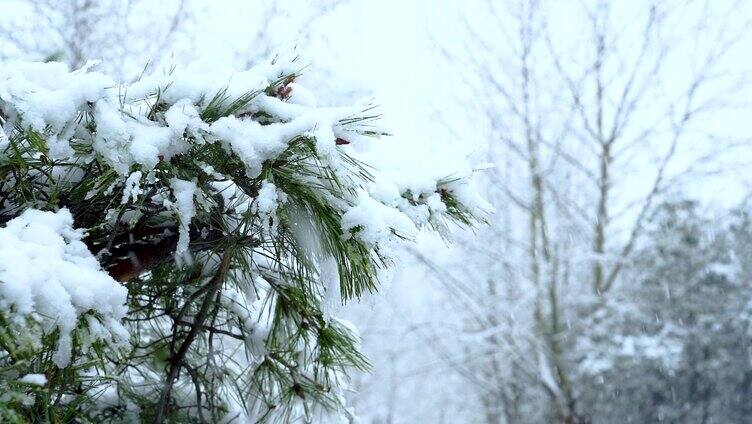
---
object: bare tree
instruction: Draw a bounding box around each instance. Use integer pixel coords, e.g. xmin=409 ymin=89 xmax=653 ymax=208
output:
xmin=0 ymin=0 xmax=352 ymax=82
xmin=0 ymin=0 xmax=192 ymax=79
xmin=232 ymin=0 xmax=351 ymax=67
xmin=411 ymin=0 xmax=752 ymax=422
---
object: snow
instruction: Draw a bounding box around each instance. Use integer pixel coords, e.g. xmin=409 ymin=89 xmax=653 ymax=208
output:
xmin=0 ymin=209 xmax=127 ymax=367
xmin=0 ymin=126 xmax=9 ymax=154
xmin=124 ymin=56 xmax=299 ymax=106
xmin=0 ymin=60 xmax=485 ymax=418
xmin=0 ymin=61 xmax=114 ymax=132
xmin=0 ymin=60 xmax=486 ymax=268
xmin=255 ymin=180 xmax=281 ymax=234
xmin=286 ymin=83 xmax=317 ymax=107
xmin=46 ymin=134 xmax=76 ymax=159
xmin=320 ymin=256 xmax=342 ymax=318
xmin=164 ymin=99 xmax=208 ymax=139
xmin=170 ymin=178 xmax=198 ymax=259
xmin=209 ymin=103 xmax=360 ymax=177
xmin=0 ymin=58 xmax=333 ymax=178
xmin=349 ymin=135 xmax=491 ymax=233
xmin=209 ymin=116 xmax=287 ymax=178
xmin=18 ymin=374 xmax=47 ymax=386
xmin=127 ymin=120 xmax=178 ymax=169
xmin=122 ymin=171 xmax=143 ymax=204
xmin=341 ymin=189 xmax=418 ymax=248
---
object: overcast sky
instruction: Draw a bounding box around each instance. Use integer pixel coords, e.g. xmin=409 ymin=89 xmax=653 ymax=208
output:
xmin=2 ymin=0 xmax=748 ymax=207
xmin=187 ymin=0 xmax=752 ymax=209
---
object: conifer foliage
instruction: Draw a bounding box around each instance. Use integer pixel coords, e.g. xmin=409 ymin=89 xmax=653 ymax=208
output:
xmin=0 ymin=57 xmax=480 ymax=422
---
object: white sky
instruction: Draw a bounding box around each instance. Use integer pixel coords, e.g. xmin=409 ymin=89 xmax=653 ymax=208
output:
xmin=187 ymin=0 xmax=752 ymax=209
xmin=3 ymin=0 xmax=748 ymax=209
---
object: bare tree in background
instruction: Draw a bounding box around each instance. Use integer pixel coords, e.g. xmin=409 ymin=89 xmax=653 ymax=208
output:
xmin=0 ymin=0 xmax=353 ymax=83
xmin=227 ymin=0 xmax=366 ymax=106
xmin=234 ymin=0 xmax=351 ymax=67
xmin=0 ymin=0 xmax=193 ymax=79
xmin=400 ymin=0 xmax=752 ymax=422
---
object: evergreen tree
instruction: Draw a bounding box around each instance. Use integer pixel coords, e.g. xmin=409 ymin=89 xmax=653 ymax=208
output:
xmin=0 ymin=58 xmax=482 ymax=422
xmin=575 ymin=200 xmax=752 ymax=423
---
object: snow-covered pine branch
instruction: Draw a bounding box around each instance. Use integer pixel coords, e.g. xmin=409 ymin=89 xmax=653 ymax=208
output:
xmin=0 ymin=57 xmax=485 ymax=422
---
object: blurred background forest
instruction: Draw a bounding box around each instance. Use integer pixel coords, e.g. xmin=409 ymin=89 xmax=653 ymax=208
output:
xmin=2 ymin=0 xmax=752 ymax=422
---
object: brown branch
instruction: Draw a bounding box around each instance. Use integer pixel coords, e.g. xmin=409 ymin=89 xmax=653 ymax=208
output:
xmin=153 ymin=249 xmax=233 ymax=423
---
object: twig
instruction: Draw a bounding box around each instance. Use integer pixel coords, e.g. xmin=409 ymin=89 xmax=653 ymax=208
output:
xmin=153 ymin=250 xmax=232 ymax=423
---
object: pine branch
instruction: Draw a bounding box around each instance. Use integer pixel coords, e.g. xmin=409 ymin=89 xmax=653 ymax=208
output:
xmin=154 ymin=249 xmax=232 ymax=422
